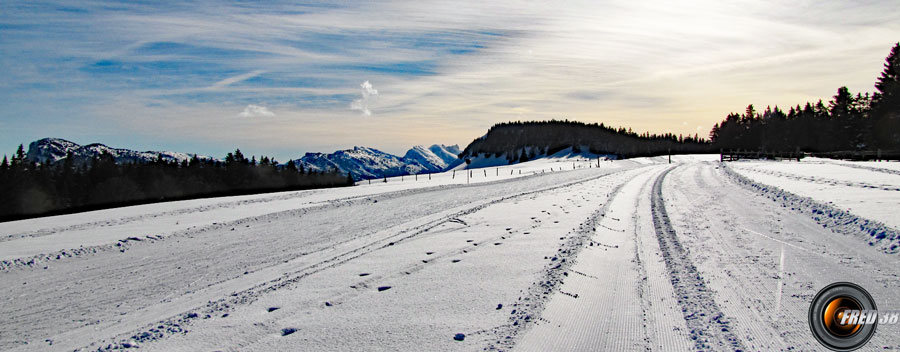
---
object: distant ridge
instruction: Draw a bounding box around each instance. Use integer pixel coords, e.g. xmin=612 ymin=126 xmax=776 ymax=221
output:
xmin=293 ymin=144 xmax=461 ymax=180
xmin=25 ymin=138 xmax=217 ymax=166
xmin=458 ymin=120 xmax=710 ymax=164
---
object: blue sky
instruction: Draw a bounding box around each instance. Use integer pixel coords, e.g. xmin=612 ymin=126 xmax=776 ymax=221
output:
xmin=1 ymin=0 xmax=898 ymax=161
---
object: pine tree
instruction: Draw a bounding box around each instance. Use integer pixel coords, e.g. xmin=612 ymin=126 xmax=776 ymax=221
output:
xmin=873 ymin=42 xmax=900 ymax=149
xmin=874 ymin=42 xmax=900 ymax=105
xmin=12 ymin=144 xmax=25 ymax=165
xmin=829 ymin=87 xmax=853 ymax=118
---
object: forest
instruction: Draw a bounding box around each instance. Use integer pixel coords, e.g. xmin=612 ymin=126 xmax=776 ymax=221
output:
xmin=459 ymin=119 xmax=710 ymax=161
xmin=0 ymin=148 xmax=352 ymax=221
xmin=709 ymin=43 xmax=900 ymax=155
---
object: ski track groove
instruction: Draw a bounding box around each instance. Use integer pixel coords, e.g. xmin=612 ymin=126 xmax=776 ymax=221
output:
xmin=486 ymin=178 xmax=629 ymax=351
xmin=806 ymin=160 xmax=900 ymax=177
xmin=650 ymin=166 xmax=747 ymax=351
xmin=0 ymin=169 xmax=581 ymax=270
xmin=737 ymin=165 xmax=900 ymax=192
xmin=81 ymin=166 xmax=646 ymax=351
xmin=670 ymin=164 xmax=791 ymax=349
xmin=721 ymin=163 xmax=900 ymax=254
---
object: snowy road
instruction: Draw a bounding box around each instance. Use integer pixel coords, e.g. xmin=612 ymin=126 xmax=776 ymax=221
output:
xmin=2 ymin=157 xmax=899 ymax=351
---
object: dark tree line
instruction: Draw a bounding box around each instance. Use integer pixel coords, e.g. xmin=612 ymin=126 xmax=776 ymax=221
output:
xmin=710 ymin=43 xmax=900 ymax=154
xmin=459 ymin=119 xmax=710 ymax=162
xmin=0 ymin=147 xmax=353 ymax=221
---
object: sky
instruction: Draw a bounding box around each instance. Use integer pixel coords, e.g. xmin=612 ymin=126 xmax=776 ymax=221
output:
xmin=1 ymin=0 xmax=898 ymax=161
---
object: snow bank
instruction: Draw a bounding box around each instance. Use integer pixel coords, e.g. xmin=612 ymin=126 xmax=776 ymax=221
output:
xmin=722 ymin=163 xmax=900 ymax=254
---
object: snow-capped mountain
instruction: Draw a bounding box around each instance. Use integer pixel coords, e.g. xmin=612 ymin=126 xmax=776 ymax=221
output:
xmin=428 ymin=144 xmax=461 ymax=165
xmin=403 ymin=144 xmax=461 ymax=172
xmin=295 ymin=146 xmax=425 ymax=180
xmin=25 ymin=138 xmax=216 ymax=166
xmin=24 ymin=138 xmax=460 ymax=180
xmin=294 ymin=144 xmax=460 ymax=180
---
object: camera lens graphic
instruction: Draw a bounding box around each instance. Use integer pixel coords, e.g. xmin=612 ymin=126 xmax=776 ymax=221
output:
xmin=823 ymin=297 xmax=862 ymax=337
xmin=809 ymin=282 xmax=878 ymax=351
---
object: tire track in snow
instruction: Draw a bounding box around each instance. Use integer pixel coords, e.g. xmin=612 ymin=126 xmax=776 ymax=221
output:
xmin=650 ymin=166 xmax=746 ymax=351
xmin=632 ymin=166 xmax=694 ymax=351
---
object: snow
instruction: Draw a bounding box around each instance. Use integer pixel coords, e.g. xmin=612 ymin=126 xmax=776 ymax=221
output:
xmin=404 ymin=145 xmax=448 ymax=172
xmin=2 ymin=154 xmax=899 ymax=351
xmin=727 ymin=159 xmax=900 ymax=231
xmin=429 ymin=144 xmax=461 ymax=164
xmin=296 ymin=146 xmax=426 ymax=179
xmin=25 ymin=138 xmax=215 ymax=166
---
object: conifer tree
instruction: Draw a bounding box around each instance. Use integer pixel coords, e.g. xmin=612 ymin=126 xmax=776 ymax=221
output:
xmin=873 ymin=42 xmax=900 ymax=148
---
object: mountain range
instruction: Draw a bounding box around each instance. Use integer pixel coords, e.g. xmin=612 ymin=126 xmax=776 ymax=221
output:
xmin=293 ymin=144 xmax=461 ymax=180
xmin=25 ymin=138 xmax=216 ymax=166
xmin=23 ymin=138 xmax=461 ymax=180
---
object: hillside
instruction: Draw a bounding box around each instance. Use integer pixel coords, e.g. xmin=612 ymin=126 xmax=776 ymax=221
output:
xmin=459 ymin=120 xmax=710 ymax=164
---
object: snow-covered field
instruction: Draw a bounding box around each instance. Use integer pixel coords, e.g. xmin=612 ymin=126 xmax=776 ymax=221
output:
xmin=2 ymin=155 xmax=899 ymax=351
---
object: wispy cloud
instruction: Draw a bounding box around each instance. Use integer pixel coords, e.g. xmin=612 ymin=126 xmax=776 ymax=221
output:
xmin=1 ymin=0 xmax=899 ymax=160
xmin=211 ymin=70 xmax=266 ymax=89
xmin=350 ymin=80 xmax=378 ymax=116
xmin=238 ymin=104 xmax=275 ymax=118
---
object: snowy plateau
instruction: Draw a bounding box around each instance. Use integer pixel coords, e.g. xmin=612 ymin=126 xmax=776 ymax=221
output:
xmin=2 ymin=154 xmax=900 ymax=351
